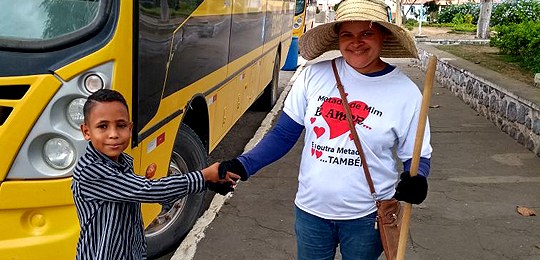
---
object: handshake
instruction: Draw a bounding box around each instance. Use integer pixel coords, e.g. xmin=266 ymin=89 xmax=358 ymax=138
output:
xmin=205 ymin=159 xmax=249 ymax=196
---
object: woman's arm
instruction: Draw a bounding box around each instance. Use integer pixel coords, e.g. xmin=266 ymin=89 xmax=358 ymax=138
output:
xmin=236 ymin=112 xmax=304 ymax=177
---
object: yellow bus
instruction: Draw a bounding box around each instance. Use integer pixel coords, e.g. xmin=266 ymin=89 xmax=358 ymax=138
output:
xmin=0 ymin=0 xmax=294 ymax=258
xmin=292 ymin=0 xmax=316 ymax=38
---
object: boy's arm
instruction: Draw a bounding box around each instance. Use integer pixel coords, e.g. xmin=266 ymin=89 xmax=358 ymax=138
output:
xmin=201 ymin=162 xmax=240 ymax=183
xmin=75 ymin=162 xmax=207 ymax=203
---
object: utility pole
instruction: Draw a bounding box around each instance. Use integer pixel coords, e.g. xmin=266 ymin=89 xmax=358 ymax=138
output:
xmin=417 ymin=6 xmax=426 ymax=37
xmin=476 ymin=0 xmax=493 ymax=39
xmin=395 ymin=0 xmax=402 ymax=25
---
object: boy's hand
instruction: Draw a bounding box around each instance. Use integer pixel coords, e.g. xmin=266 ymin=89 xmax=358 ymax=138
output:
xmin=145 ymin=163 xmax=157 ymax=179
xmin=202 ymin=162 xmax=240 ymax=184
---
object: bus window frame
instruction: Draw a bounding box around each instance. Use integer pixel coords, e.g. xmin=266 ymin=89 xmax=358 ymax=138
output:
xmin=295 ymin=0 xmax=306 ymax=16
xmin=0 ymin=0 xmax=112 ymax=51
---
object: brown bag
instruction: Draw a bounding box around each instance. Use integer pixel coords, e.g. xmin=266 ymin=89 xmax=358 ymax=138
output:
xmin=331 ymin=59 xmax=402 ymax=260
xmin=376 ymin=199 xmax=402 ymax=260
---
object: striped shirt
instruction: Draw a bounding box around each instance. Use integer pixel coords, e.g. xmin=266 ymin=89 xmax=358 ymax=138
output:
xmin=71 ymin=142 xmax=206 ymax=260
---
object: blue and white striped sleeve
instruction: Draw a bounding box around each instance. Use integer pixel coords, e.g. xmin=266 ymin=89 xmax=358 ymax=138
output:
xmin=77 ymin=161 xmax=206 ymax=203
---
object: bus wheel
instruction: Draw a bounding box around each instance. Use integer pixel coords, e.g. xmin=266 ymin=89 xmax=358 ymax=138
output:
xmin=145 ymin=123 xmax=207 ymax=259
xmin=251 ymin=53 xmax=280 ymax=111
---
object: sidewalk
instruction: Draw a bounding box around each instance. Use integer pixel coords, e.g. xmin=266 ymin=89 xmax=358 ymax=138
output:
xmin=172 ymin=52 xmax=540 ymax=260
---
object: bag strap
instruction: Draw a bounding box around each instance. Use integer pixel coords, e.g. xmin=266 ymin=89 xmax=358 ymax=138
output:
xmin=331 ymin=59 xmax=378 ymax=201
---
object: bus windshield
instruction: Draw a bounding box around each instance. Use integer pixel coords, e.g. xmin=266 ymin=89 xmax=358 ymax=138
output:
xmin=295 ymin=0 xmax=306 ymax=16
xmin=0 ymin=0 xmax=106 ymax=50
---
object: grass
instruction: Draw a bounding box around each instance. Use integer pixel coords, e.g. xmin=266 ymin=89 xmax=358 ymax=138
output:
xmin=434 ymin=44 xmax=536 ymax=86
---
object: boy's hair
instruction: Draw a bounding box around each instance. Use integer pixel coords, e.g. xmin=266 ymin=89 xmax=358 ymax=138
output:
xmin=83 ymin=89 xmax=129 ymax=123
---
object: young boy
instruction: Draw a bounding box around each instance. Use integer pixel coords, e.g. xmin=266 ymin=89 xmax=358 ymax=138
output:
xmin=72 ymin=89 xmax=237 ymax=259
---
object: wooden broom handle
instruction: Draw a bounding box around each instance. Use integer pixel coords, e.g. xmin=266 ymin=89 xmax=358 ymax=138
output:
xmin=396 ymin=55 xmax=438 ymax=260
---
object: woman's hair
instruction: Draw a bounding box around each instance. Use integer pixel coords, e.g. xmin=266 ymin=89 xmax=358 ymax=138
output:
xmin=83 ymin=89 xmax=129 ymax=123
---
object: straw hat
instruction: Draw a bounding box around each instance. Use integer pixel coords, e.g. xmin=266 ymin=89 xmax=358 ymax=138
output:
xmin=299 ymin=0 xmax=418 ymax=60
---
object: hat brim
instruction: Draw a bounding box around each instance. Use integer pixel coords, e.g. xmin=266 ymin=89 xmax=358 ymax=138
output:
xmin=299 ymin=21 xmax=419 ymax=60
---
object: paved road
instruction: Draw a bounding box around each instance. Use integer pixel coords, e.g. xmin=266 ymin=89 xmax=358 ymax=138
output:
xmin=167 ymin=53 xmax=540 ymax=260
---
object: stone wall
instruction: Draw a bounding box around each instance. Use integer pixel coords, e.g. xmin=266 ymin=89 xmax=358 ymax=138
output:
xmin=415 ymin=46 xmax=540 ymax=156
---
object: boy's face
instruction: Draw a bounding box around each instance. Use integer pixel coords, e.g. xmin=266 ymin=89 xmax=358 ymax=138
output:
xmin=80 ymin=101 xmax=132 ymax=161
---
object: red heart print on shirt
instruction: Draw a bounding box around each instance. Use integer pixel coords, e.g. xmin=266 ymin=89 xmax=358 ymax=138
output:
xmin=320 ymin=97 xmax=370 ymax=139
xmin=310 ymin=148 xmax=323 ymax=158
xmin=313 ymin=126 xmax=325 ymax=138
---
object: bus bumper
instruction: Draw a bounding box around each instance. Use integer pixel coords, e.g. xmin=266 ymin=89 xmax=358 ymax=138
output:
xmin=0 ymin=179 xmax=78 ymax=259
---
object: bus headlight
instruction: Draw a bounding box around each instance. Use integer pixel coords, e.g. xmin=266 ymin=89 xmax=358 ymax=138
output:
xmin=43 ymin=137 xmax=75 ymax=169
xmin=67 ymin=98 xmax=86 ymax=128
xmin=293 ymin=17 xmax=303 ymax=29
xmin=83 ymin=73 xmax=105 ymax=93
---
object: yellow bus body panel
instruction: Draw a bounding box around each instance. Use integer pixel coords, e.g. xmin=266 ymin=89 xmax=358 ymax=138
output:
xmin=292 ymin=13 xmax=306 ymax=37
xmin=138 ymin=116 xmax=183 ymax=225
xmin=0 ymin=179 xmax=77 ymax=259
xmin=0 ymin=75 xmax=61 ymax=181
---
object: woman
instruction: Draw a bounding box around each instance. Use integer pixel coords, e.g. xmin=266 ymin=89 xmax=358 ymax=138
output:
xmin=220 ymin=0 xmax=433 ymax=259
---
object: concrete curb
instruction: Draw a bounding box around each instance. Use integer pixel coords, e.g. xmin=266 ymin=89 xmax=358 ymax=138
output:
xmin=170 ymin=58 xmax=308 ymax=260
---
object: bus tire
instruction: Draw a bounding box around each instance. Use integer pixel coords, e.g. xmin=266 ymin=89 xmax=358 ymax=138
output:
xmin=250 ymin=53 xmax=280 ymax=111
xmin=145 ymin=123 xmax=207 ymax=259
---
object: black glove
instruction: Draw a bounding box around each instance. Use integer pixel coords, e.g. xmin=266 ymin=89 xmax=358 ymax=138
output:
xmin=394 ymin=171 xmax=428 ymax=204
xmin=219 ymin=158 xmax=249 ymax=181
xmin=206 ymin=181 xmax=234 ymax=196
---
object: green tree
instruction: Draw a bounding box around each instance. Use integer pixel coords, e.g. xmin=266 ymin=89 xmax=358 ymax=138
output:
xmin=491 ymin=0 xmax=540 ymax=26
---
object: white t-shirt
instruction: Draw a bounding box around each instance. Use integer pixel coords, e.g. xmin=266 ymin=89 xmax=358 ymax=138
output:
xmin=283 ymin=57 xmax=432 ymax=220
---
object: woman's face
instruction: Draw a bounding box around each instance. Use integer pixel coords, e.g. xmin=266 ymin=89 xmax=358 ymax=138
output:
xmin=338 ymin=21 xmax=387 ymax=74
